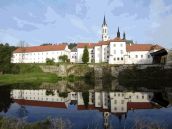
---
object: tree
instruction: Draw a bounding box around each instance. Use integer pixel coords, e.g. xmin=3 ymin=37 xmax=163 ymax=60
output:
xmin=17 ymin=41 xmax=29 ymax=63
xmin=0 ymin=43 xmax=18 ymax=74
xmin=82 ymin=46 xmax=89 ymax=64
xmin=46 ymin=58 xmax=55 ymax=65
xmin=59 ymin=55 xmax=69 ymax=63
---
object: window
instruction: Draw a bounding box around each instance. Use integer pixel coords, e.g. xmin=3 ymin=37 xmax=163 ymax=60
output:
xmin=148 ymin=55 xmax=150 ymax=58
xmin=120 ymin=44 xmax=123 ymax=47
xmin=114 ymin=44 xmax=116 ymax=47
xmin=121 ymin=100 xmax=124 ymax=104
xmin=114 ymin=50 xmax=116 ymax=54
xmin=114 ymin=100 xmax=117 ymax=104
xmin=142 ymin=96 xmax=144 ymax=99
xmin=121 ymin=57 xmax=123 ymax=60
xmin=107 ymin=56 xmax=109 ymax=58
xmin=135 ymin=55 xmax=138 ymax=58
xmin=117 ymin=58 xmax=119 ymax=60
xmin=114 ymin=58 xmax=116 ymax=61
xmin=121 ymin=50 xmax=123 ymax=54
xmin=129 ymin=55 xmax=130 ymax=58
xmin=141 ymin=55 xmax=143 ymax=58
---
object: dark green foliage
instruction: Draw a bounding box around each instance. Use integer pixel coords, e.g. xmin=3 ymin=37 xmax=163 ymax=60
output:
xmin=46 ymin=90 xmax=55 ymax=96
xmin=68 ymin=43 xmax=77 ymax=49
xmin=0 ymin=43 xmax=18 ymax=74
xmin=40 ymin=43 xmax=52 ymax=46
xmin=82 ymin=91 xmax=89 ymax=108
xmin=82 ymin=46 xmax=89 ymax=64
xmin=46 ymin=58 xmax=55 ymax=65
xmin=0 ymin=87 xmax=13 ymax=113
xmin=59 ymin=92 xmax=68 ymax=98
xmin=59 ymin=55 xmax=69 ymax=62
xmin=119 ymin=67 xmax=172 ymax=88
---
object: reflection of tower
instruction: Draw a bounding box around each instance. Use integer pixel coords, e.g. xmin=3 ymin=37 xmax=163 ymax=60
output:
xmin=103 ymin=112 xmax=110 ymax=129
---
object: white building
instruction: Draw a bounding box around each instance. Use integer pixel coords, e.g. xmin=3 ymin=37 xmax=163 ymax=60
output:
xmin=76 ymin=43 xmax=95 ymax=63
xmin=11 ymin=16 xmax=166 ymax=65
xmin=70 ymin=47 xmax=77 ymax=63
xmin=11 ymin=44 xmax=71 ymax=63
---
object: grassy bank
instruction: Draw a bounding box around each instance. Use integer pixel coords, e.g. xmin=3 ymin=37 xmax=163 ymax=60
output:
xmin=0 ymin=64 xmax=86 ymax=85
xmin=0 ymin=73 xmax=59 ymax=85
xmin=0 ymin=64 xmax=60 ymax=85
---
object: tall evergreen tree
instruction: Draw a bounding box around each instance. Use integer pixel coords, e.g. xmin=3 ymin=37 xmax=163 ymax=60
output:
xmin=82 ymin=46 xmax=89 ymax=64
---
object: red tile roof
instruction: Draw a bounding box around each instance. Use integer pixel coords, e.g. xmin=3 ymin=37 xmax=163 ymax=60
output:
xmin=77 ymin=105 xmax=95 ymax=110
xmin=127 ymin=102 xmax=160 ymax=110
xmin=14 ymin=99 xmax=67 ymax=109
xmin=77 ymin=43 xmax=95 ymax=48
xmin=126 ymin=44 xmax=163 ymax=52
xmin=13 ymin=44 xmax=67 ymax=53
xmin=110 ymin=37 xmax=125 ymax=42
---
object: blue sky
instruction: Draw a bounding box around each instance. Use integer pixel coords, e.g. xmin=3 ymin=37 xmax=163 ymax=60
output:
xmin=0 ymin=0 xmax=172 ymax=48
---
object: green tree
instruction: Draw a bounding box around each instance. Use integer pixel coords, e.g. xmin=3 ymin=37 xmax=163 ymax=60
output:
xmin=82 ymin=46 xmax=89 ymax=64
xmin=0 ymin=43 xmax=18 ymax=74
xmin=59 ymin=55 xmax=69 ymax=63
xmin=46 ymin=58 xmax=55 ymax=65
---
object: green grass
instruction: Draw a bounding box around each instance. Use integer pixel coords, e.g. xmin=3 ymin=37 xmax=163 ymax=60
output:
xmin=0 ymin=72 xmax=59 ymax=85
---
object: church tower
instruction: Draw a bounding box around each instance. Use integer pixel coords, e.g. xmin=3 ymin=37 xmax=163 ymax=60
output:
xmin=117 ymin=27 xmax=120 ymax=38
xmin=102 ymin=16 xmax=109 ymax=41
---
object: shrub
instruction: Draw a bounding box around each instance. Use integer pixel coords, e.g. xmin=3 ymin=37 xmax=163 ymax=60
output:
xmin=46 ymin=58 xmax=55 ymax=65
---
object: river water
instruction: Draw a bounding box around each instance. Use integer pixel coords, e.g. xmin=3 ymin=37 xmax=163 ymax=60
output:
xmin=0 ymin=82 xmax=172 ymax=129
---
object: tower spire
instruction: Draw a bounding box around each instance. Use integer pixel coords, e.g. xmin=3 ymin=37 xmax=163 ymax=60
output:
xmin=123 ymin=32 xmax=126 ymax=40
xmin=102 ymin=16 xmax=109 ymax=41
xmin=117 ymin=27 xmax=120 ymax=38
xmin=102 ymin=15 xmax=107 ymax=26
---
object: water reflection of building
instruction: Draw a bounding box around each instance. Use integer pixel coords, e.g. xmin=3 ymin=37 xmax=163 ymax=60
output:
xmin=11 ymin=90 xmax=77 ymax=109
xmin=11 ymin=90 xmax=160 ymax=129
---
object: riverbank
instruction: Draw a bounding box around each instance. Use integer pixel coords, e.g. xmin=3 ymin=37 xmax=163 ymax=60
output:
xmin=119 ymin=66 xmax=172 ymax=88
xmin=0 ymin=73 xmax=59 ymax=85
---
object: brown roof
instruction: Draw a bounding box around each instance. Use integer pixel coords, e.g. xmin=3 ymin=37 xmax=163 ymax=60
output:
xmin=127 ymin=102 xmax=160 ymax=110
xmin=77 ymin=105 xmax=95 ymax=110
xmin=14 ymin=99 xmax=67 ymax=108
xmin=77 ymin=43 xmax=95 ymax=48
xmin=13 ymin=44 xmax=67 ymax=53
xmin=110 ymin=37 xmax=125 ymax=42
xmin=126 ymin=44 xmax=163 ymax=52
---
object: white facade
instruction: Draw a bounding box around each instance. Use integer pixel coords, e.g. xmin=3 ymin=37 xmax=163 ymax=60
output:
xmin=109 ymin=41 xmax=126 ymax=64
xmin=11 ymin=45 xmax=71 ymax=63
xmin=11 ymin=89 xmax=157 ymax=115
xmin=11 ymin=17 xmax=165 ymax=65
xmin=70 ymin=51 xmax=77 ymax=63
xmin=77 ymin=47 xmax=94 ymax=63
xmin=94 ymin=45 xmax=102 ymax=63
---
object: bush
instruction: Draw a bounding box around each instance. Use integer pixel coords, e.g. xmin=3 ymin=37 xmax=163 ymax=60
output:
xmin=46 ymin=58 xmax=55 ymax=65
xmin=59 ymin=55 xmax=69 ymax=63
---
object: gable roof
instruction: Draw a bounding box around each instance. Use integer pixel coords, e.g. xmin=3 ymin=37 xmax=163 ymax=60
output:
xmin=13 ymin=44 xmax=67 ymax=53
xmin=77 ymin=43 xmax=95 ymax=48
xmin=14 ymin=99 xmax=67 ymax=108
xmin=126 ymin=44 xmax=163 ymax=52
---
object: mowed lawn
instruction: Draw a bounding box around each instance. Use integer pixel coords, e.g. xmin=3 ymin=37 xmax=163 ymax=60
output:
xmin=0 ymin=72 xmax=59 ymax=85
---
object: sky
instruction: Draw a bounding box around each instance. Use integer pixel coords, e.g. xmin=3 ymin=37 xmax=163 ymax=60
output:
xmin=0 ymin=0 xmax=172 ymax=48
